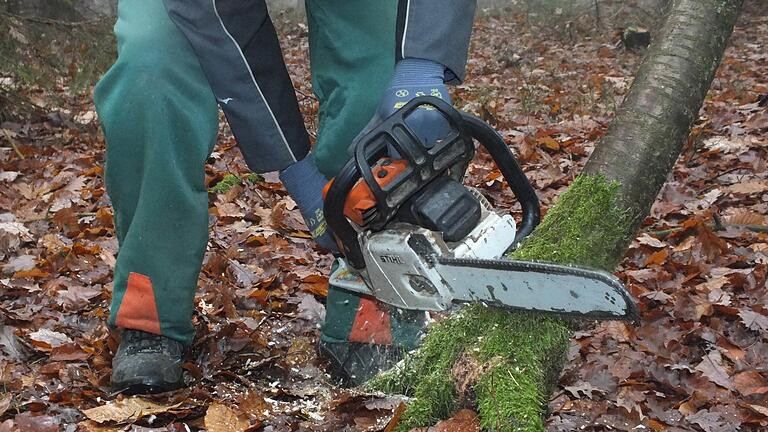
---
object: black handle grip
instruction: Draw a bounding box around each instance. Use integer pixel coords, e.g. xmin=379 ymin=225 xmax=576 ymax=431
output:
xmin=324 ymin=97 xmax=540 ymax=269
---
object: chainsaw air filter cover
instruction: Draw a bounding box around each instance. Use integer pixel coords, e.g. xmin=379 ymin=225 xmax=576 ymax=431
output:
xmin=396 ymin=176 xmax=481 ymax=242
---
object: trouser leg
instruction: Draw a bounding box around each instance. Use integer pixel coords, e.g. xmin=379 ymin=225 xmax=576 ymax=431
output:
xmin=306 ymin=0 xmax=425 ymax=349
xmin=94 ymin=0 xmax=218 ymax=345
xmin=163 ymin=0 xmax=310 ymax=173
xmin=306 ymin=0 xmax=399 ymax=179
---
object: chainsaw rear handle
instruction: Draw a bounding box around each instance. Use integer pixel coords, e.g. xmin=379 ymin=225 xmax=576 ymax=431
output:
xmin=325 ymin=96 xmax=541 ymax=269
xmin=460 ymin=113 xmax=541 ymax=245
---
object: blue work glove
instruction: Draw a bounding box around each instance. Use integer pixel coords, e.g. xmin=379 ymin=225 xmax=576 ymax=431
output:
xmin=369 ymin=58 xmax=452 ymax=150
xmin=279 ymin=154 xmax=339 ymax=253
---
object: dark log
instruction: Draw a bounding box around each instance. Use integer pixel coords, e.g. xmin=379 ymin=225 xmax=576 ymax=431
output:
xmin=621 ymin=27 xmax=652 ymax=50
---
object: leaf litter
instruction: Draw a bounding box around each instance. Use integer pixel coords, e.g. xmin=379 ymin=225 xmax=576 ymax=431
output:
xmin=1 ymin=3 xmax=768 ymax=431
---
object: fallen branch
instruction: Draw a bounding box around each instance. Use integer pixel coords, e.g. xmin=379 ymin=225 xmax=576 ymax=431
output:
xmin=1 ymin=129 xmax=25 ymax=159
xmin=0 ymin=11 xmax=100 ymax=28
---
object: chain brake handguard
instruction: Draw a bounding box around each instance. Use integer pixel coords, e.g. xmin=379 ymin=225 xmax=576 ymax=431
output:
xmin=354 ymin=97 xmax=473 ymax=231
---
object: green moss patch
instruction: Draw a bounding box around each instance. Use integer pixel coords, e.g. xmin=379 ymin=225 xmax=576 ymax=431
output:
xmin=371 ymin=306 xmax=571 ymax=431
xmin=512 ymin=174 xmax=630 ymax=270
xmin=473 ymin=309 xmax=571 ymax=431
xmin=368 ymin=307 xmax=487 ymax=430
xmin=209 ymin=173 xmax=264 ymax=194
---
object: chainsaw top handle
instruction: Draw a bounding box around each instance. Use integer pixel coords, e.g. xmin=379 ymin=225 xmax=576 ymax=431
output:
xmin=324 ymin=96 xmax=541 ymax=269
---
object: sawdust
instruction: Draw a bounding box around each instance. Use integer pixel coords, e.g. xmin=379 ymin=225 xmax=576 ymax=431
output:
xmin=451 ymin=352 xmax=502 ymax=409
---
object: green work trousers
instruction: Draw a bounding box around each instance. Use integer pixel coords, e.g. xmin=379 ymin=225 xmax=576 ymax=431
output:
xmin=96 ymin=0 xmax=422 ymax=347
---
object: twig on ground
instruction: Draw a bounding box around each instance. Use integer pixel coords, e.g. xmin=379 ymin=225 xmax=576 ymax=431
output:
xmin=1 ymin=129 xmax=25 ymax=159
xmin=20 ymin=211 xmax=96 ymax=223
xmin=0 ymin=11 xmax=100 ymax=28
xmin=647 ymin=219 xmax=768 ymax=239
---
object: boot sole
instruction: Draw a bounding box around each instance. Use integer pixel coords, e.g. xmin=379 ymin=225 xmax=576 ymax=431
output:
xmin=112 ymin=376 xmax=183 ymax=395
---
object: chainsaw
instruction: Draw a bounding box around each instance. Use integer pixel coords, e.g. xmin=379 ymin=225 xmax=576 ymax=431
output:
xmin=323 ymin=96 xmax=638 ymax=321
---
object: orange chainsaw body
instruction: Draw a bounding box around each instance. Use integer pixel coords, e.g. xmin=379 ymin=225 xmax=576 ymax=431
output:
xmin=322 ymin=158 xmax=408 ymax=227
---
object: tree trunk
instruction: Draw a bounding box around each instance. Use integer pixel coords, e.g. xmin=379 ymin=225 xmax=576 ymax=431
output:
xmin=370 ymin=0 xmax=744 ymax=430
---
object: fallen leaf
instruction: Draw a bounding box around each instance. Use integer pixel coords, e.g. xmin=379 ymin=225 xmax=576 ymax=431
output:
xmin=434 ymin=409 xmax=481 ymax=432
xmin=732 ymin=371 xmax=768 ymax=396
xmin=644 ymin=249 xmax=669 ymax=267
xmin=11 ymin=268 xmax=50 ymax=279
xmin=12 ymin=412 xmax=58 ymax=432
xmin=204 ymin=402 xmax=250 ymax=432
xmin=726 ymin=209 xmax=766 ymax=225
xmin=739 ymin=309 xmax=768 ymax=332
xmin=717 ymin=337 xmax=746 ymax=363
xmin=695 ymin=303 xmax=714 ymax=320
xmin=691 ymin=218 xmax=728 ymax=259
xmin=707 ymin=286 xmax=731 ymax=306
xmin=300 ymin=274 xmax=329 ymax=297
xmin=637 ymin=233 xmax=666 ymax=248
xmin=0 ymin=325 xmax=27 ymax=361
xmin=624 ymin=268 xmax=658 ymax=283
xmin=2 ymin=254 xmax=36 ymax=274
xmin=697 ymin=276 xmax=729 ymax=293
xmin=537 ymin=135 xmax=560 ymax=151
xmin=82 ymin=398 xmax=182 ymax=424
xmin=51 ymin=207 xmax=79 ymax=233
xmin=56 ymin=285 xmax=102 ymax=309
xmin=0 ymin=394 xmax=11 ymax=417
xmin=727 ymin=180 xmax=768 ymax=195
xmin=28 ymin=329 xmax=72 ymax=351
xmin=76 ymin=420 xmax=126 ymax=432
xmin=673 ymin=236 xmax=696 ymax=252
xmin=695 ymin=351 xmax=731 ymax=389
xmin=0 ymin=222 xmax=33 ymax=258
xmin=743 ymin=404 xmax=768 ymax=418
xmin=703 ymin=136 xmax=749 ymax=153
xmin=0 ymin=172 xmax=19 ymax=182
xmin=686 ymin=409 xmax=728 ymax=432
xmin=50 ymin=343 xmax=90 ymax=361
xmin=564 ymin=382 xmax=606 ymax=399
xmin=641 ymin=290 xmax=673 ymax=303
xmin=296 ymin=293 xmax=326 ymax=323
xmin=216 ymin=202 xmax=246 ymax=218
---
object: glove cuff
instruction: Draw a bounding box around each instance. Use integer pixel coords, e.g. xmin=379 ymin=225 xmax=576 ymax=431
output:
xmin=389 ymin=58 xmax=445 ymax=88
xmin=279 ymin=154 xmax=339 ymax=253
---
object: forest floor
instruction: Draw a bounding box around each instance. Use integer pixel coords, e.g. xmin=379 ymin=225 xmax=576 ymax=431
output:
xmin=0 ymin=2 xmax=767 ymax=431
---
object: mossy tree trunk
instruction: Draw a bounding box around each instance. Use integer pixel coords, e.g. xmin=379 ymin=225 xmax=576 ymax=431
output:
xmin=369 ymin=0 xmax=744 ymax=430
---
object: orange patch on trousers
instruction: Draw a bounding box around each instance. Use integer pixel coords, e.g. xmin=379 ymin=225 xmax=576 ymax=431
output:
xmin=115 ymin=272 xmax=162 ymax=335
xmin=348 ymin=298 xmax=392 ymax=345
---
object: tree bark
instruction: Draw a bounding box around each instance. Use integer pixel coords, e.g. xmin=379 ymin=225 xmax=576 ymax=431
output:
xmin=370 ymin=0 xmax=744 ymax=430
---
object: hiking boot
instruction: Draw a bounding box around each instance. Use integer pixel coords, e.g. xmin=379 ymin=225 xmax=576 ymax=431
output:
xmin=318 ymin=338 xmax=405 ymax=387
xmin=111 ymin=329 xmax=185 ymax=395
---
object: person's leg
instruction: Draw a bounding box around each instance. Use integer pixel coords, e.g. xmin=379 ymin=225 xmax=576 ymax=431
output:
xmin=94 ymin=0 xmax=218 ymax=350
xmin=306 ymin=0 xmax=427 ymax=386
xmin=306 ymin=0 xmax=398 ymax=179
